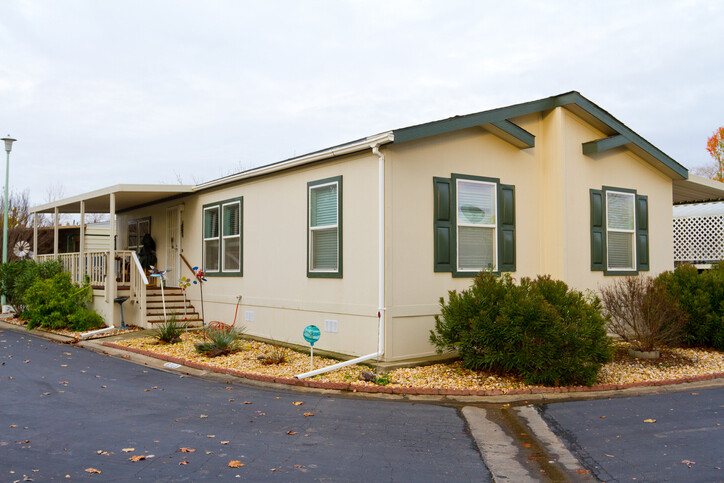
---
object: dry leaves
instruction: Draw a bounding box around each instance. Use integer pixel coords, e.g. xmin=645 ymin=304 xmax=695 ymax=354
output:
xmin=303 ymin=412 xmax=314 ymax=417
xmin=179 ymin=447 xmax=196 ymax=453
xmin=85 ymin=468 xmax=102 ymax=474
xmin=121 ymin=448 xmax=134 ymax=452
xmin=287 ymin=430 xmax=297 ymax=435
xmin=643 ymin=419 xmax=657 ymax=423
xmin=292 ymin=401 xmax=304 ymax=406
xmin=129 ymin=455 xmax=146 ymax=462
xmin=179 ymin=460 xmax=189 ymax=465
xmin=228 ymin=460 xmax=245 ymax=468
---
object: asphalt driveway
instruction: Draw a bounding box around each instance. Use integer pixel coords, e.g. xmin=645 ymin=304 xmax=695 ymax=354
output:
xmin=0 ymin=328 xmax=490 ymax=481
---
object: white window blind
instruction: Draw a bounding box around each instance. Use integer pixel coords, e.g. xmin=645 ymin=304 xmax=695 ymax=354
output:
xmin=606 ymin=191 xmax=635 ymax=270
xmin=203 ymin=206 xmax=220 ymax=272
xmin=222 ymin=202 xmax=241 ymax=272
xmin=456 ymin=179 xmax=497 ymax=271
xmin=309 ymin=182 xmax=338 ymax=271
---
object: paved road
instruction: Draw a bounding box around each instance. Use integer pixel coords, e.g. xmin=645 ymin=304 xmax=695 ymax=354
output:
xmin=0 ymin=328 xmax=490 ymax=481
xmin=540 ymin=388 xmax=724 ymax=482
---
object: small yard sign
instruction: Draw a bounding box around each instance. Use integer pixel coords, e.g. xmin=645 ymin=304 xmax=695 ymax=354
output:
xmin=303 ymin=325 xmax=321 ymax=371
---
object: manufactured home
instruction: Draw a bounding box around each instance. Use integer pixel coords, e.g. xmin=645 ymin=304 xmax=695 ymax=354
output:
xmin=31 ymin=92 xmax=724 ymax=362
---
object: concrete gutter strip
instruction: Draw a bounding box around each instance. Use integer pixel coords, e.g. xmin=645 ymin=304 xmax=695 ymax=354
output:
xmin=515 ymin=405 xmax=586 ymax=473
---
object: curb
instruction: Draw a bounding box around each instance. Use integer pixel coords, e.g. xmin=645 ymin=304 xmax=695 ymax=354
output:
xmin=101 ymin=341 xmax=724 ymax=398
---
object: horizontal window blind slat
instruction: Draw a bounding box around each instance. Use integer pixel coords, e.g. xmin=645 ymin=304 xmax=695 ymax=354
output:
xmin=311 ymin=185 xmax=337 ymax=227
xmin=458 ymin=226 xmax=495 ymax=271
xmin=458 ymin=181 xmax=495 ymax=225
xmin=608 ymin=231 xmax=634 ymax=269
xmin=311 ymin=228 xmax=338 ymax=270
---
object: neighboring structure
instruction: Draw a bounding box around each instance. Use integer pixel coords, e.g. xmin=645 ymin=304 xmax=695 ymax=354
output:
xmin=674 ymin=201 xmax=724 ymax=268
xmin=30 ymin=92 xmax=724 ymax=362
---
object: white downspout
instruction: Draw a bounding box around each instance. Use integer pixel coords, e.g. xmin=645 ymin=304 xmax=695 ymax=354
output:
xmin=295 ymin=141 xmax=388 ymax=379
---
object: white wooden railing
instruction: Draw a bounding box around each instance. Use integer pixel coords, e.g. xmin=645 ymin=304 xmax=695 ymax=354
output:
xmin=129 ymin=252 xmax=149 ymax=326
xmin=37 ymin=250 xmax=135 ymax=287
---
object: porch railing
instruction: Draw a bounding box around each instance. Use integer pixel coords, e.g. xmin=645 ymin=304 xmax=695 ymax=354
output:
xmin=129 ymin=252 xmax=149 ymax=326
xmin=37 ymin=250 xmax=135 ymax=287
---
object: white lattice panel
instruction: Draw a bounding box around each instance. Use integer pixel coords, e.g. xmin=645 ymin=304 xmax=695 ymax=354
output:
xmin=673 ymin=214 xmax=724 ymax=263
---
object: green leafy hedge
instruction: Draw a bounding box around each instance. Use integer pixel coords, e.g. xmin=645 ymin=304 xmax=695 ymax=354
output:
xmin=0 ymin=259 xmax=63 ymax=315
xmin=656 ymin=263 xmax=724 ymax=350
xmin=430 ymin=273 xmax=612 ymax=387
xmin=24 ymin=272 xmax=104 ymax=332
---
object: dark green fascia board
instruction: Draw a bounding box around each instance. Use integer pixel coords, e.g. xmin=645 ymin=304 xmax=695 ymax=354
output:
xmin=484 ymin=120 xmax=535 ymax=149
xmin=392 ymin=91 xmax=688 ymax=180
xmin=582 ymin=134 xmax=629 ymax=155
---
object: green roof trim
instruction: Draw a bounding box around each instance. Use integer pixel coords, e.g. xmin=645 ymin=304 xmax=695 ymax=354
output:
xmin=486 ymin=120 xmax=535 ymax=149
xmin=582 ymin=134 xmax=629 ymax=155
xmin=392 ymin=91 xmax=688 ymax=180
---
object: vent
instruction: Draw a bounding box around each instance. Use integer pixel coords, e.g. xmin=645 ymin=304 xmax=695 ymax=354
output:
xmin=324 ymin=319 xmax=338 ymax=333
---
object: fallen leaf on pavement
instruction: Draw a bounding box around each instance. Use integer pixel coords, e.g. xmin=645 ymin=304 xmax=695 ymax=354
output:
xmin=85 ymin=468 xmax=102 ymax=474
xmin=220 ymin=441 xmax=229 ymax=445
xmin=179 ymin=460 xmax=189 ymax=465
xmin=292 ymin=401 xmax=304 ymax=406
xmin=226 ymin=386 xmax=233 ymax=390
xmin=228 ymin=460 xmax=245 ymax=468
xmin=576 ymin=469 xmax=590 ymax=474
xmin=605 ymin=454 xmax=615 ymax=458
xmin=303 ymin=412 xmax=314 ymax=417
xmin=243 ymin=401 xmax=252 ymax=404
xmin=9 ymin=424 xmax=17 ymax=428
xmin=287 ymin=431 xmax=297 ymax=435
xmin=96 ymin=450 xmax=110 ymax=455
xmin=122 ymin=448 xmax=135 ymax=452
xmin=199 ymin=414 xmax=208 ymax=418
xmin=179 ymin=447 xmax=196 ymax=453
xmin=129 ymin=455 xmax=146 ymax=462
xmin=643 ymin=419 xmax=657 ymax=423
xmin=207 ymin=434 xmax=215 ymax=438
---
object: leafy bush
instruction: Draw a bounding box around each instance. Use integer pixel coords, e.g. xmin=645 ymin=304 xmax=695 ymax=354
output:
xmin=0 ymin=259 xmax=63 ymax=314
xmin=24 ymin=272 xmax=102 ymax=331
xmin=430 ymin=273 xmax=612 ymax=387
xmin=68 ymin=307 xmax=105 ymax=332
xmin=195 ymin=325 xmax=244 ymax=357
xmin=154 ymin=315 xmax=186 ymax=344
xmin=655 ymin=263 xmax=724 ymax=349
xmin=600 ymin=276 xmax=686 ymax=352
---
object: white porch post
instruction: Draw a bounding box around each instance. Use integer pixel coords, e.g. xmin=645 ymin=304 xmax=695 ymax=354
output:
xmin=106 ymin=193 xmax=116 ymax=305
xmin=79 ymin=200 xmax=85 ymax=283
xmin=53 ymin=207 xmax=59 ymax=258
xmin=32 ymin=212 xmax=38 ymax=260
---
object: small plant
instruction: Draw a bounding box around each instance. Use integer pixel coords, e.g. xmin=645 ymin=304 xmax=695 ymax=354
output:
xmin=195 ymin=325 xmax=244 ymax=357
xmin=374 ymin=373 xmax=392 ymax=386
xmin=259 ymin=346 xmax=287 ymax=365
xmin=154 ymin=315 xmax=186 ymax=344
xmin=68 ymin=307 xmax=105 ymax=332
xmin=600 ymin=276 xmax=686 ymax=352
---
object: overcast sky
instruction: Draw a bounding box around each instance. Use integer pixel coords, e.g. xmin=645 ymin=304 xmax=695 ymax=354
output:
xmin=1 ymin=0 xmax=722 ymax=207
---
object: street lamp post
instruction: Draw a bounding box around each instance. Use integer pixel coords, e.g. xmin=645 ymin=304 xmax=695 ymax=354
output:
xmin=1 ymin=136 xmax=16 ymax=311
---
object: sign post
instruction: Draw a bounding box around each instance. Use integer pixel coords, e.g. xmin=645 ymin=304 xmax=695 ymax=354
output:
xmin=303 ymin=325 xmax=321 ymax=371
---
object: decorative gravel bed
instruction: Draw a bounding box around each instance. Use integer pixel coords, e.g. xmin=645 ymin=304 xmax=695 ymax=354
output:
xmin=1 ymin=317 xmax=140 ymax=339
xmin=111 ymin=332 xmax=724 ymax=393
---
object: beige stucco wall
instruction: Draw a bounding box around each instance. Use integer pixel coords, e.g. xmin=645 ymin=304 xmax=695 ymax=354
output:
xmin=119 ymin=152 xmax=382 ymax=357
xmin=383 ymin=107 xmax=675 ymax=361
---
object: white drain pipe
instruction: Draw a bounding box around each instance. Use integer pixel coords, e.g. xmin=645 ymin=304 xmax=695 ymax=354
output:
xmin=295 ymin=139 xmax=390 ymax=379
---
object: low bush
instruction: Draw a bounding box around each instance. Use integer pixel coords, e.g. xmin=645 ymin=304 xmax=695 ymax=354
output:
xmin=195 ymin=325 xmax=244 ymax=357
xmin=24 ymin=272 xmax=102 ymax=331
xmin=655 ymin=263 xmax=724 ymax=350
xmin=68 ymin=307 xmax=105 ymax=332
xmin=430 ymin=273 xmax=612 ymax=387
xmin=600 ymin=276 xmax=686 ymax=352
xmin=154 ymin=316 xmax=186 ymax=344
xmin=0 ymin=259 xmax=64 ymax=315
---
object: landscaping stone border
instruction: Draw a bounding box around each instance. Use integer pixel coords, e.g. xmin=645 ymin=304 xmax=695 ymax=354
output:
xmin=102 ymin=342 xmax=724 ymax=397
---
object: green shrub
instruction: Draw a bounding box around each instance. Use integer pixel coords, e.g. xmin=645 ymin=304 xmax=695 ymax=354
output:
xmin=0 ymin=259 xmax=63 ymax=314
xmin=430 ymin=273 xmax=612 ymax=387
xmin=655 ymin=263 xmax=724 ymax=349
xmin=24 ymin=272 xmax=100 ymax=331
xmin=195 ymin=325 xmax=244 ymax=357
xmin=68 ymin=307 xmax=105 ymax=332
xmin=154 ymin=316 xmax=186 ymax=344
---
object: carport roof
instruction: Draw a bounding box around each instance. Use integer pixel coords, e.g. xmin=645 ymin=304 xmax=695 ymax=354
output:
xmin=30 ymin=184 xmax=193 ymax=214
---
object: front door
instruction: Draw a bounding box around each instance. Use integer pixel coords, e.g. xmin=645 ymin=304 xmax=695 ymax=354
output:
xmin=166 ymin=206 xmax=183 ymax=287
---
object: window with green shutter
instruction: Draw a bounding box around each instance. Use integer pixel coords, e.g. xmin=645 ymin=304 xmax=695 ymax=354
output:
xmin=202 ymin=197 xmax=243 ymax=276
xmin=308 ymin=176 xmax=342 ymax=278
xmin=433 ymin=174 xmax=516 ymax=276
xmin=590 ymin=186 xmax=648 ymax=275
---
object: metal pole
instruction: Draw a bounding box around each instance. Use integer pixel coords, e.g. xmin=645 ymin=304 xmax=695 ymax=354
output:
xmin=2 ymin=148 xmax=9 ymax=308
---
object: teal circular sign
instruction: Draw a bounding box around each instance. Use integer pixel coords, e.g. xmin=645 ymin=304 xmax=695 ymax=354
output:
xmin=303 ymin=325 xmax=321 ymax=346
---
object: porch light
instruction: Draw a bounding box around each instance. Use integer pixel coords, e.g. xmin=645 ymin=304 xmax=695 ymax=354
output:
xmin=1 ymin=135 xmax=16 ymax=311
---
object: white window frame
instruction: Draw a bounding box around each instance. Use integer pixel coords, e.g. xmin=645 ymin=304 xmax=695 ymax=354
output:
xmin=221 ymin=200 xmax=241 ymax=273
xmin=456 ymin=178 xmax=498 ymax=273
xmin=203 ymin=205 xmax=221 ymax=273
xmin=605 ymin=190 xmax=637 ymax=272
xmin=308 ymin=179 xmax=340 ymax=275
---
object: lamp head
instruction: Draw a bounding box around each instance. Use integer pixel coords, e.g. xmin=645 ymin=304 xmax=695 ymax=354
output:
xmin=1 ymin=136 xmax=16 ymax=154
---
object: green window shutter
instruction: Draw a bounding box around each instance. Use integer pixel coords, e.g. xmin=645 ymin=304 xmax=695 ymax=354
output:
xmin=433 ymin=177 xmax=453 ymax=272
xmin=590 ymin=189 xmax=604 ymax=271
xmin=636 ymin=194 xmax=649 ymax=271
xmin=498 ymin=184 xmax=516 ymax=272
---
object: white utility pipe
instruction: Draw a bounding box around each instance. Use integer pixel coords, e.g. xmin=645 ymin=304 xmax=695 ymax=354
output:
xmin=295 ymin=142 xmax=387 ymax=379
xmin=80 ymin=326 xmax=116 ymax=339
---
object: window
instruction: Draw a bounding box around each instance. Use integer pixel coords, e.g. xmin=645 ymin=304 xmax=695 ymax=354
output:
xmin=590 ymin=187 xmax=648 ymax=274
xmin=606 ymin=191 xmax=636 ymax=271
xmin=203 ymin=197 xmax=242 ymax=276
xmin=434 ymin=174 xmax=515 ymax=276
xmin=128 ymin=217 xmax=150 ymax=251
xmin=308 ymin=176 xmax=342 ymax=278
